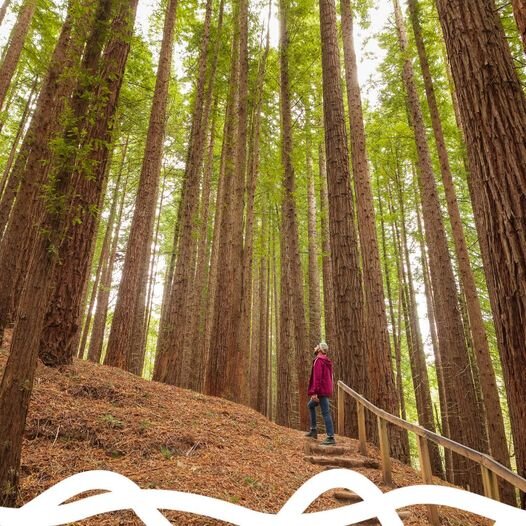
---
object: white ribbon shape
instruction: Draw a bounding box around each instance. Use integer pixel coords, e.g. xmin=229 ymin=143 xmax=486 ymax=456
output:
xmin=0 ymin=468 xmax=525 ymax=525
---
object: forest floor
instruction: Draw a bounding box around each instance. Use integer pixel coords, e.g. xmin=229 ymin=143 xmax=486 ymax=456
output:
xmin=0 ymin=342 xmax=490 ymax=525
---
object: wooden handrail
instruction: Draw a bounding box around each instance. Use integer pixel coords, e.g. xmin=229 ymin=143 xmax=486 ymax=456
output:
xmin=337 ymin=380 xmax=526 ymax=497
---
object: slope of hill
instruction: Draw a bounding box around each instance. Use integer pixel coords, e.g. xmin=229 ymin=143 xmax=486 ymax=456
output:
xmin=0 ymin=349 xmax=489 ymax=525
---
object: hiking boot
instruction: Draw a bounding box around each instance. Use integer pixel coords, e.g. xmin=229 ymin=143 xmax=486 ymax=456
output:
xmin=305 ymin=429 xmax=318 ymax=439
xmin=321 ymin=436 xmax=336 ymax=446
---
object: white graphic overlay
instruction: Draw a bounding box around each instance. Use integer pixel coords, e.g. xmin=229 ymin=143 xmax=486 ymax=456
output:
xmin=0 ymin=468 xmax=525 ymax=525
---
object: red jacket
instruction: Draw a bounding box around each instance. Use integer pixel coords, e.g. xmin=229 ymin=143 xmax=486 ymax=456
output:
xmin=307 ymin=354 xmax=333 ymax=397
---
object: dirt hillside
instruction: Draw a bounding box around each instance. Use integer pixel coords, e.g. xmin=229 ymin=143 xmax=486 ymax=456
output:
xmin=0 ymin=349 xmax=489 ymax=525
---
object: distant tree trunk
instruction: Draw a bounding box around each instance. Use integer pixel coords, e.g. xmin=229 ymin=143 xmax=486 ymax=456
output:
xmin=154 ymin=0 xmax=215 ymax=386
xmin=249 ymin=258 xmax=261 ymax=409
xmin=256 ymin=215 xmax=269 ymax=415
xmin=393 ymin=0 xmax=487 ymax=492
xmin=276 ymin=210 xmax=294 ymax=428
xmin=319 ymin=0 xmax=365 ymax=437
xmin=238 ymin=11 xmax=270 ymax=397
xmin=396 ymin=176 xmax=444 ymax=478
xmin=435 ymin=0 xmax=526 ymax=504
xmin=205 ymin=7 xmax=240 ymax=398
xmin=413 ymin=191 xmax=454 ymax=483
xmin=306 ymin=124 xmax=321 ymax=349
xmin=202 ymin=103 xmax=229 ymax=376
xmin=0 ymin=7 xmax=83 ymax=342
xmin=77 ymin=141 xmax=128 ymax=360
xmin=341 ymin=0 xmax=404 ymax=458
xmin=377 ymin=175 xmax=411 ymax=462
xmin=0 ymin=78 xmax=37 ymax=234
xmin=106 ymin=0 xmax=178 ymax=373
xmin=39 ymin=0 xmax=138 ymax=367
xmin=0 ymin=0 xmax=36 ymax=111
xmin=206 ymin=0 xmax=249 ymax=402
xmin=87 ymin=169 xmax=129 ymax=363
xmin=0 ymin=0 xmax=12 ymax=26
xmin=408 ymin=0 xmax=513 ymax=501
xmin=318 ymin=144 xmax=336 ymax=367
xmin=512 ymin=0 xmax=526 ymax=53
xmin=278 ymin=0 xmax=309 ymax=429
xmin=190 ymin=109 xmax=218 ymax=392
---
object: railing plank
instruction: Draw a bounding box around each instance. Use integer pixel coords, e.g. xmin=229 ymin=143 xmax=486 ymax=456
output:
xmin=417 ymin=435 xmax=441 ymax=526
xmin=378 ymin=417 xmax=392 ymax=486
xmin=337 ymin=380 xmax=526 ymax=494
xmin=337 ymin=384 xmax=344 ymax=436
xmin=357 ymin=402 xmax=367 ymax=456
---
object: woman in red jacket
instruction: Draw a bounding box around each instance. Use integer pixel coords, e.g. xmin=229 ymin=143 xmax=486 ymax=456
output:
xmin=305 ymin=342 xmax=336 ymax=445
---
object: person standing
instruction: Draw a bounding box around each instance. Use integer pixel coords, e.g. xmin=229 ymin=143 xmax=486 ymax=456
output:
xmin=305 ymin=342 xmax=336 ymax=445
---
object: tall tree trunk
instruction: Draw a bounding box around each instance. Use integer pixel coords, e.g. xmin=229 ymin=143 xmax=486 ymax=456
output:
xmin=39 ymin=0 xmax=137 ymax=367
xmin=0 ymin=0 xmax=36 ymax=111
xmin=0 ymin=0 xmax=118 ymax=504
xmin=319 ymin=0 xmax=365 ymax=437
xmin=256 ymin=214 xmax=269 ymax=415
xmin=377 ymin=174 xmax=411 ymax=462
xmin=0 ymin=77 xmax=37 ymax=234
xmin=306 ymin=122 xmax=321 ymax=349
xmin=413 ymin=190 xmax=454 ymax=483
xmin=238 ymin=8 xmax=270 ymax=396
xmin=408 ymin=0 xmax=513 ymax=501
xmin=276 ymin=208 xmax=294 ymax=427
xmin=87 ymin=168 xmax=129 ymax=363
xmin=105 ymin=0 xmax=178 ymax=372
xmin=318 ymin=144 xmax=336 ymax=367
xmin=154 ymin=0 xmax=215 ymax=386
xmin=206 ymin=0 xmax=248 ymax=401
xmin=77 ymin=141 xmax=128 ymax=360
xmin=393 ymin=0 xmax=487 ymax=492
xmin=396 ymin=176 xmax=444 ymax=478
xmin=189 ymin=105 xmax=217 ymax=392
xmin=0 ymin=0 xmax=12 ymax=26
xmin=435 ymin=0 xmax=526 ymax=504
xmin=341 ymin=0 xmax=404 ymax=459
xmin=0 ymin=6 xmax=84 ymax=341
xmin=278 ymin=0 xmax=309 ymax=429
xmin=512 ymin=0 xmax=526 ymax=53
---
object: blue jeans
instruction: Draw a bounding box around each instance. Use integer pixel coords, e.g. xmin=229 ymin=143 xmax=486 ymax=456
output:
xmin=308 ymin=396 xmax=334 ymax=437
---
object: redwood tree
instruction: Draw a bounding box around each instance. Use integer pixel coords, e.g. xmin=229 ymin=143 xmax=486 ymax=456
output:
xmin=435 ymin=0 xmax=526 ymax=504
xmin=318 ymin=0 xmax=365 ymax=436
xmin=105 ymin=0 xmax=178 ymax=374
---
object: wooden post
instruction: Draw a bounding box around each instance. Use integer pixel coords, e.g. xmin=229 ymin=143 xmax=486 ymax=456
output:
xmin=481 ymin=465 xmax=501 ymax=502
xmin=338 ymin=384 xmax=344 ymax=436
xmin=417 ymin=435 xmax=440 ymax=526
xmin=377 ymin=417 xmax=393 ymax=486
xmin=357 ymin=401 xmax=367 ymax=455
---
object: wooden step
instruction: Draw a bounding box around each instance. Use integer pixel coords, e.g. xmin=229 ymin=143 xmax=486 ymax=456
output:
xmin=304 ymin=455 xmax=380 ymax=469
xmin=307 ymin=443 xmax=353 ymax=456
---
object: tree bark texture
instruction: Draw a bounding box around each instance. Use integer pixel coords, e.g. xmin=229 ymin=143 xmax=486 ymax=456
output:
xmin=407 ymin=0 xmax=513 ymax=501
xmin=341 ymin=0 xmax=404 ymax=460
xmin=39 ymin=0 xmax=137 ymax=367
xmin=0 ymin=0 xmax=12 ymax=26
xmin=435 ymin=0 xmax=526 ymax=504
xmin=319 ymin=0 xmax=365 ymax=437
xmin=0 ymin=7 xmax=83 ymax=340
xmin=106 ymin=0 xmax=178 ymax=373
xmin=0 ymin=0 xmax=36 ymax=111
xmin=512 ymin=0 xmax=526 ymax=53
xmin=279 ymin=0 xmax=309 ymax=429
xmin=306 ymin=127 xmax=321 ymax=350
xmin=154 ymin=0 xmax=215 ymax=386
xmin=393 ymin=0 xmax=487 ymax=492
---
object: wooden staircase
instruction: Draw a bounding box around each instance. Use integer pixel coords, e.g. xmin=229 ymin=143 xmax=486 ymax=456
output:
xmin=303 ymin=439 xmax=412 ymax=525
